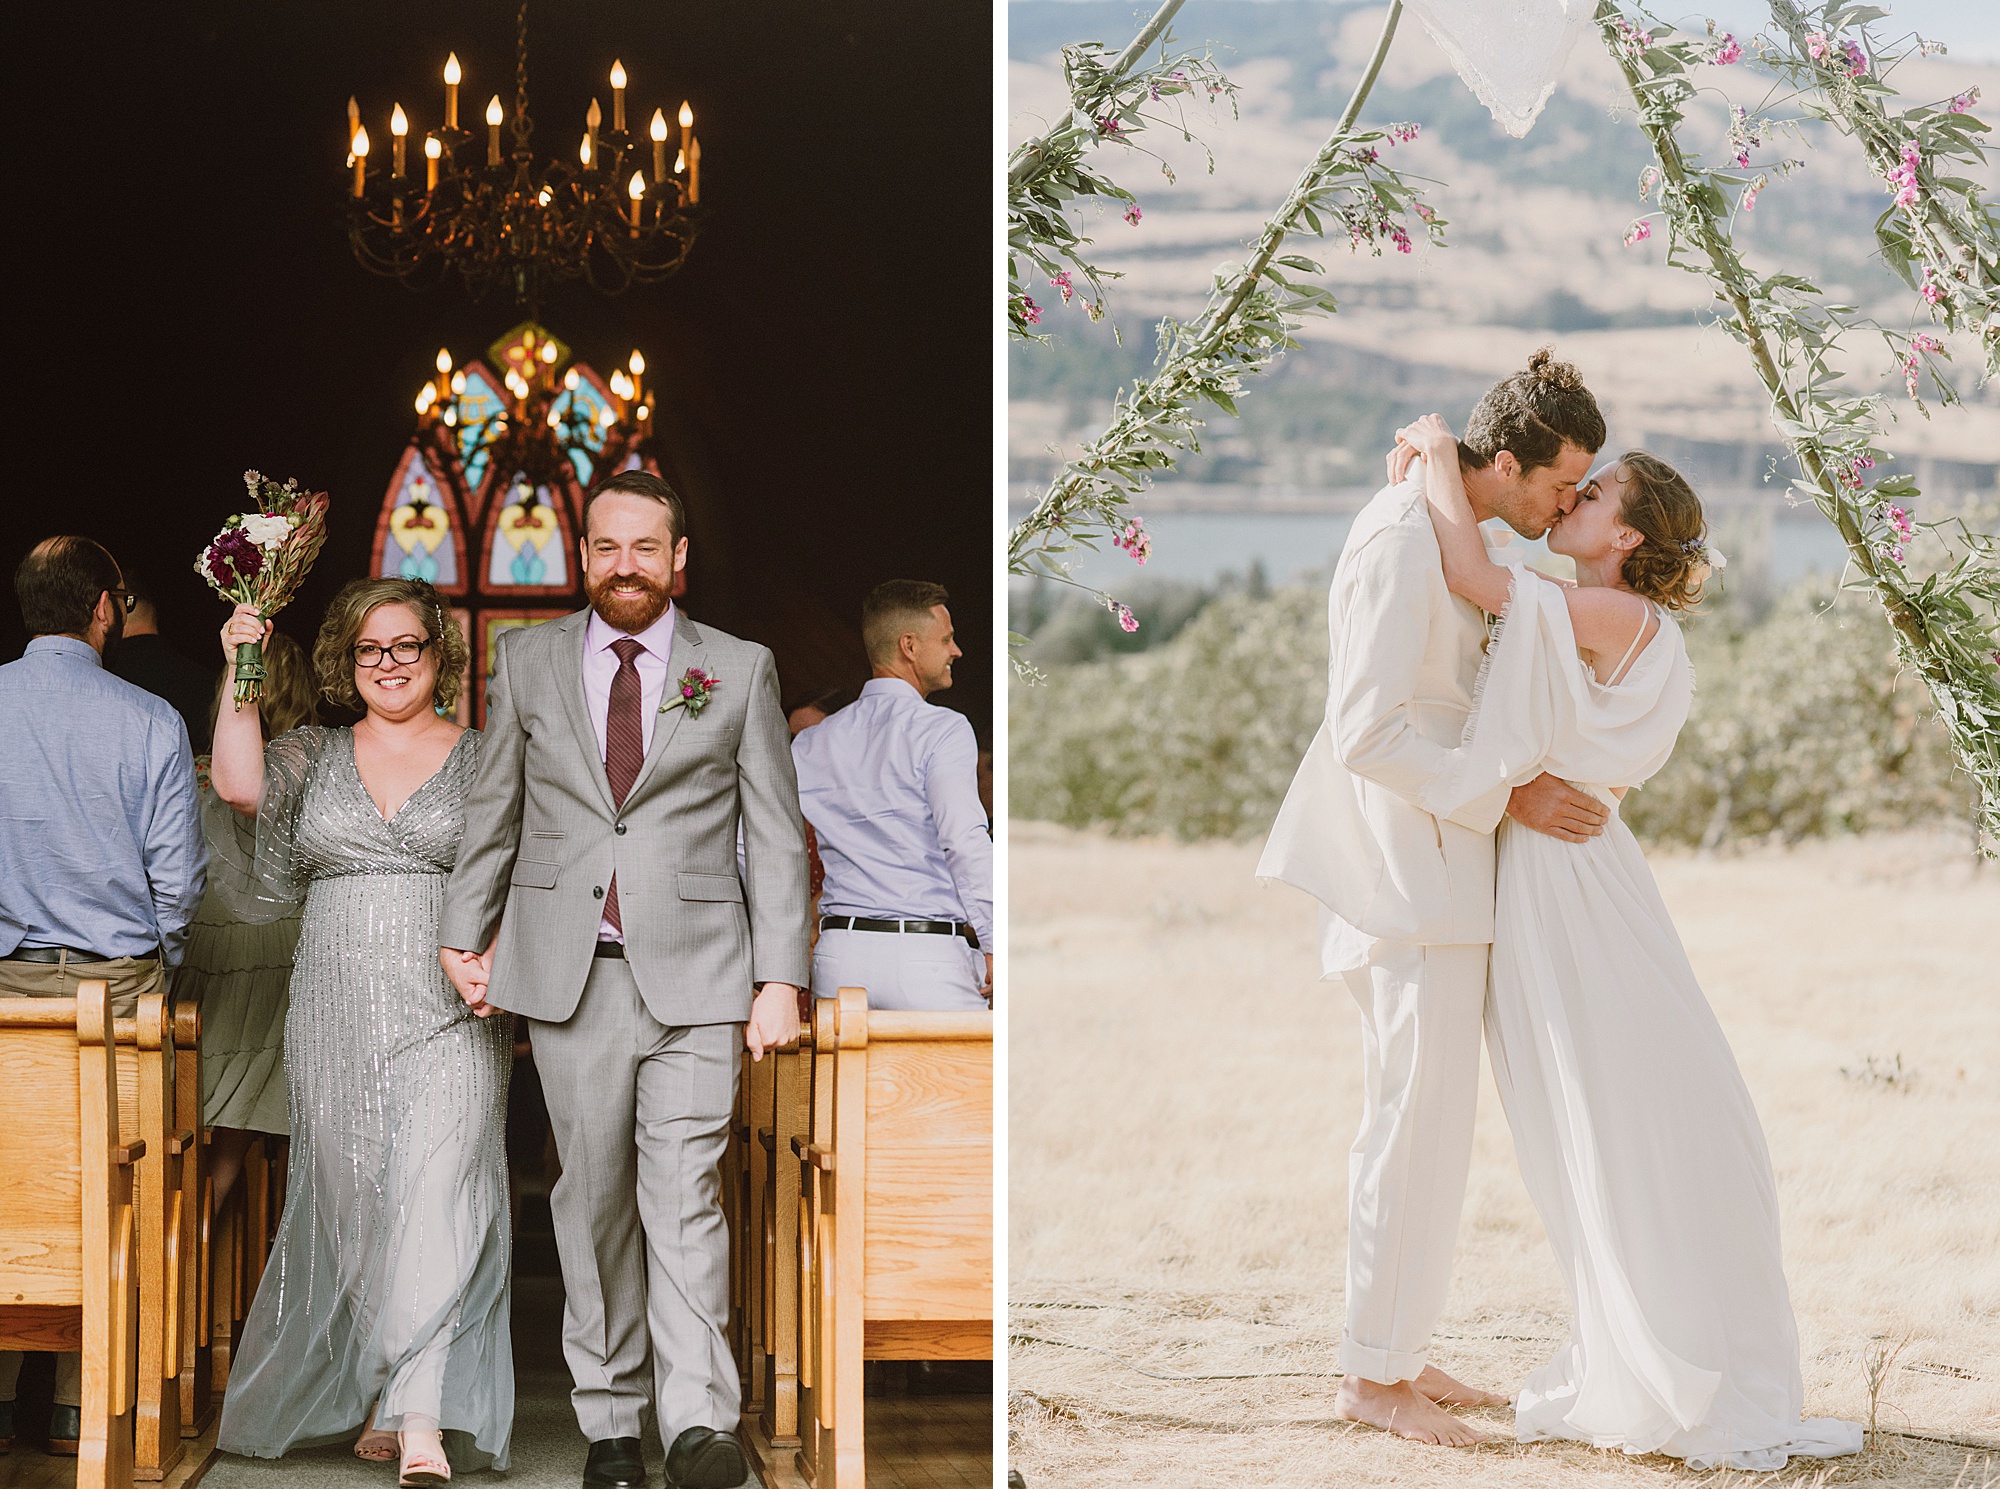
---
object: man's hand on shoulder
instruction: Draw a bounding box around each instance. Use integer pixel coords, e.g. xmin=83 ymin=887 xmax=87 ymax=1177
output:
xmin=746 ymin=982 xmax=802 ymax=1060
xmin=1506 ymin=772 xmax=1610 ymax=844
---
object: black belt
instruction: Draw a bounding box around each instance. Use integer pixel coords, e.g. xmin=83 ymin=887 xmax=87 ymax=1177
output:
xmin=819 ymin=915 xmax=980 ymax=949
xmin=3 ymin=944 xmax=156 ymax=965
xmin=593 ymin=940 xmax=627 ymax=959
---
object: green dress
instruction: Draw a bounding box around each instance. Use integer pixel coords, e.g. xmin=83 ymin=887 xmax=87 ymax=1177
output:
xmin=183 ymin=788 xmax=299 ymax=1134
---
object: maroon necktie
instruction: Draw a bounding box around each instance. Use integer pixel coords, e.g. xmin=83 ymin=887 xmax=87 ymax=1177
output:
xmin=602 ymin=637 xmax=645 ymax=932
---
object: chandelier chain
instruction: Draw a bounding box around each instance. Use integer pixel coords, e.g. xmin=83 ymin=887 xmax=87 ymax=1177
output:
xmin=512 ymin=0 xmax=532 ymax=150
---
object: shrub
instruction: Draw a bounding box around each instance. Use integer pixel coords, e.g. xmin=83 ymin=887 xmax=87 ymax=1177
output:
xmin=1011 ymin=580 xmax=1977 ymax=846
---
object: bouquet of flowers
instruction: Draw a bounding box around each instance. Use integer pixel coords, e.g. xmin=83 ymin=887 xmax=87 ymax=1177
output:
xmin=195 ymin=471 xmax=331 ymax=708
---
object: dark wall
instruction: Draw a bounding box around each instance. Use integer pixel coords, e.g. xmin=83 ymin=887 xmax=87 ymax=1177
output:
xmin=1 ymin=0 xmax=992 ymax=737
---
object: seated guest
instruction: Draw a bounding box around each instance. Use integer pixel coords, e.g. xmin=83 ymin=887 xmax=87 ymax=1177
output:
xmin=109 ymin=566 xmax=221 ymax=754
xmin=793 ymin=581 xmax=991 ymax=1010
xmin=786 ymin=684 xmax=857 ymax=738
xmin=177 ymin=632 xmax=319 ymax=1212
xmin=0 ymin=536 xmax=206 ymax=1457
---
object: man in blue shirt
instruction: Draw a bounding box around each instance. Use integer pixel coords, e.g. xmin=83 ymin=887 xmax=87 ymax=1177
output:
xmin=0 ymin=535 xmax=207 ymax=1456
xmin=793 ymin=581 xmax=992 ymax=1011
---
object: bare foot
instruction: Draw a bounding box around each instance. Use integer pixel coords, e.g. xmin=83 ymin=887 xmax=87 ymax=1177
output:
xmin=1335 ymin=1375 xmax=1489 ymax=1446
xmin=1415 ymin=1363 xmax=1509 ymax=1410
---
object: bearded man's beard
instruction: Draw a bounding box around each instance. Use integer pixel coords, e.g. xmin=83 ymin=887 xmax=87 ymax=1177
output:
xmin=587 ymin=571 xmax=672 ymax=633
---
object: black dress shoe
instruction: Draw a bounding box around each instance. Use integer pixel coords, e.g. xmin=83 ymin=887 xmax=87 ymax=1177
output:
xmin=664 ymin=1426 xmax=746 ymax=1489
xmin=583 ymin=1436 xmax=647 ymax=1487
xmin=47 ymin=1404 xmax=81 ymax=1456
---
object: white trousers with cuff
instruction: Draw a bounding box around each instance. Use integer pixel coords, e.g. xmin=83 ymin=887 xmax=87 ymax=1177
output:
xmin=1336 ymin=938 xmax=1488 ymax=1385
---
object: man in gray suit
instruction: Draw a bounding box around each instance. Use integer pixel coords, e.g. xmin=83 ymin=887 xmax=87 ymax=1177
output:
xmin=439 ymin=471 xmax=808 ymax=1489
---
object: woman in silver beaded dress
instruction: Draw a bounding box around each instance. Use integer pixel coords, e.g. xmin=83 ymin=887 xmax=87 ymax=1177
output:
xmin=208 ymin=579 xmax=512 ymax=1482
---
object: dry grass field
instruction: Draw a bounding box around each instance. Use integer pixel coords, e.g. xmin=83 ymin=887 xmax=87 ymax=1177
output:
xmin=1008 ymin=823 xmax=2000 ymax=1488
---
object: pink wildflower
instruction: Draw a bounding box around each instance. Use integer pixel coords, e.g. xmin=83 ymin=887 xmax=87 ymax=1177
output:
xmin=1115 ymin=604 xmax=1139 ymax=634
xmin=1624 ymin=218 xmax=1653 ymax=247
xmin=1920 ymin=267 xmax=1945 ymax=305
xmin=1113 ymin=516 xmax=1152 ymax=566
xmin=1639 ymin=165 xmax=1661 ymax=198
xmin=1887 ymin=142 xmax=1922 ymax=209
xmin=1948 ymin=87 xmax=1979 ymax=113
xmin=1806 ymin=32 xmax=1829 ymax=60
xmin=1050 ymin=271 xmax=1074 ymax=305
xmin=1096 ymin=116 xmax=1125 ymax=137
xmin=1841 ymin=40 xmax=1868 ymax=76
xmin=1713 ymin=33 xmax=1743 ymax=65
xmin=1387 ymin=122 xmax=1420 ymax=145
xmin=1124 ymin=202 xmax=1143 ymax=226
xmin=1912 ymin=333 xmax=1943 ymax=354
xmin=1019 ymin=295 xmax=1042 ymax=326
xmin=1414 ymin=201 xmax=1436 ymax=222
xmin=1741 ymin=175 xmax=1766 ymax=212
xmin=1391 ymin=225 xmax=1413 ymax=253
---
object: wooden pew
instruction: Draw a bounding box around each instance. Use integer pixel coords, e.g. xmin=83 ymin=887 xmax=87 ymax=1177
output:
xmin=0 ymin=981 xmax=143 ymax=1489
xmin=171 ymin=999 xmax=213 ymax=1436
xmin=111 ymin=996 xmax=188 ymax=1478
xmin=755 ymin=1033 xmax=810 ymax=1450
xmin=793 ymin=989 xmax=993 ymax=1489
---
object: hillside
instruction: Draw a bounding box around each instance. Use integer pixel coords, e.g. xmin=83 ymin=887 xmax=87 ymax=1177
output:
xmin=1008 ymin=1 xmax=2000 ymax=500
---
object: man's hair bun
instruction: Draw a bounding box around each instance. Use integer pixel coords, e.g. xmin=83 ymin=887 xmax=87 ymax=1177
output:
xmin=1525 ymin=345 xmax=1587 ymax=393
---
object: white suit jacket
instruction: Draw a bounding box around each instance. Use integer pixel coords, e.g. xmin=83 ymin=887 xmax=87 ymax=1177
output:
xmin=1257 ymin=476 xmax=1514 ymax=953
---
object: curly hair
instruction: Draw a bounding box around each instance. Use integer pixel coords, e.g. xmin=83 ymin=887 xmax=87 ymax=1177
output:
xmin=1460 ymin=346 xmax=1608 ymax=474
xmin=1613 ymin=451 xmax=1710 ymax=611
xmin=311 ymin=577 xmax=468 ymax=715
xmin=211 ymin=630 xmax=319 ymax=741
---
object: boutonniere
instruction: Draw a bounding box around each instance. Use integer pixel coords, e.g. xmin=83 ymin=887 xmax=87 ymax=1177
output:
xmin=659 ymin=666 xmax=719 ymax=718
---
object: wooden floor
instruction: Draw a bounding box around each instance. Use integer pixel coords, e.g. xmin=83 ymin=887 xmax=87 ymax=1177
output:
xmin=2 ymin=1419 xmax=220 ymax=1489
xmin=861 ymin=1394 xmax=993 ymax=1489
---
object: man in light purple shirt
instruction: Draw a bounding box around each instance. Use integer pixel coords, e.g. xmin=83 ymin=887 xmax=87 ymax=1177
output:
xmin=792 ymin=580 xmax=993 ymax=1010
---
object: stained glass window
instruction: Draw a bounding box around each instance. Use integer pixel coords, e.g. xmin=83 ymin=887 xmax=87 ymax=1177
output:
xmin=372 ymin=444 xmax=466 ymax=592
xmin=373 ymin=320 xmax=654 ymax=723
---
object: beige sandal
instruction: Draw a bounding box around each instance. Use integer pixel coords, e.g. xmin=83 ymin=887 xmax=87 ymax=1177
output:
xmin=398 ymin=1433 xmax=451 ymax=1486
xmin=355 ymin=1427 xmax=399 ymax=1462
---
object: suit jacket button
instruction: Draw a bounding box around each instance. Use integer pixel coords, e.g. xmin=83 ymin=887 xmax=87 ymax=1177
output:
xmin=615 ymin=823 xmax=628 ymax=835
xmin=593 ymin=886 xmax=605 ymax=899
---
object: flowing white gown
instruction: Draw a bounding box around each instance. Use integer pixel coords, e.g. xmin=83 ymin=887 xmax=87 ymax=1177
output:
xmin=1423 ymin=570 xmax=1862 ymax=1472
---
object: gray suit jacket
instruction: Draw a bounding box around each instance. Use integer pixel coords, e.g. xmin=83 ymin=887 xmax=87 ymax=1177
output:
xmin=439 ymin=608 xmax=811 ymax=1026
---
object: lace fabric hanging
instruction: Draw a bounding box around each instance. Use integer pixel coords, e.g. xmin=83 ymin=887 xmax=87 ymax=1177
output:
xmin=1400 ymin=0 xmax=1594 ymax=137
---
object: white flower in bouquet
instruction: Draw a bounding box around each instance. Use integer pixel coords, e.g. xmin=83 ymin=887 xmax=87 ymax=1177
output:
xmin=240 ymin=512 xmax=297 ymax=551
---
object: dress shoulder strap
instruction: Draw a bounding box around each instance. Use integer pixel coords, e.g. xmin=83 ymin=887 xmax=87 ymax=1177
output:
xmin=1605 ymin=601 xmax=1661 ymax=686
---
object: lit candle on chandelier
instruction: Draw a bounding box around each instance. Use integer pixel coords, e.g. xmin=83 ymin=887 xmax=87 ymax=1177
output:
xmin=586 ymin=98 xmax=601 ymax=166
xmin=628 ymin=350 xmax=645 ymax=406
xmin=347 ymin=95 xmax=361 ymax=158
xmin=650 ymin=108 xmax=668 ymax=181
xmin=579 ymin=132 xmax=593 ymax=169
xmin=425 ymin=134 xmax=441 ymax=189
xmin=352 ymin=125 xmax=370 ymax=197
xmin=390 ymin=104 xmax=409 ymax=177
xmin=627 ymin=169 xmax=645 ymax=234
xmin=485 ymin=94 xmax=504 ymax=166
xmin=443 ymin=52 xmax=461 ymax=129
xmin=610 ymin=60 xmax=627 ymax=132
xmin=679 ymin=103 xmax=698 ymax=203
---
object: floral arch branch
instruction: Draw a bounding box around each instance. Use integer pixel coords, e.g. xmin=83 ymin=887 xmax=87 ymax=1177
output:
xmin=1601 ymin=0 xmax=1999 ymax=838
xmin=1009 ymin=0 xmax=2000 ymax=838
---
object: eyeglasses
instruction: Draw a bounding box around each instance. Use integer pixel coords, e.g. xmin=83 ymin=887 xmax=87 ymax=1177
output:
xmin=352 ymin=638 xmax=434 ymax=668
xmin=109 ymin=589 xmax=137 ymax=615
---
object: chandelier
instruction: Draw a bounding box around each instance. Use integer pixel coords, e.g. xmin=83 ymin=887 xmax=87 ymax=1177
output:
xmin=344 ymin=1 xmax=704 ymax=301
xmin=413 ymin=322 xmax=654 ymax=495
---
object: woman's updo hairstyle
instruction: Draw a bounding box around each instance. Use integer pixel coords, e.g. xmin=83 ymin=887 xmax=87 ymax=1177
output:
xmin=1614 ymin=451 xmax=1710 ymax=611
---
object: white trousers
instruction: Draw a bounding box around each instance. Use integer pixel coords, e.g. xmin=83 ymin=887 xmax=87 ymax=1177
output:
xmin=1337 ymin=939 xmax=1488 ymax=1384
xmin=810 ymin=927 xmax=987 ymax=1011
